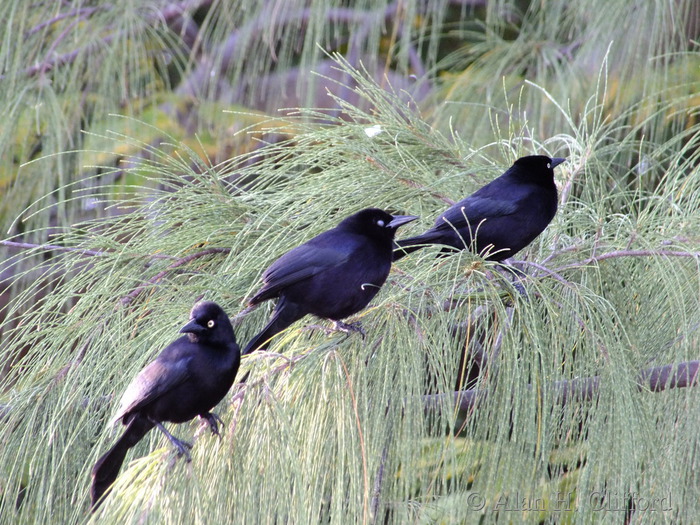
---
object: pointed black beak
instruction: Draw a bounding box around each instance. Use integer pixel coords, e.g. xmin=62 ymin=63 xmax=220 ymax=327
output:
xmin=180 ymin=319 xmax=205 ymax=335
xmin=388 ymin=215 xmax=419 ymax=229
xmin=551 ymin=157 xmax=566 ymax=168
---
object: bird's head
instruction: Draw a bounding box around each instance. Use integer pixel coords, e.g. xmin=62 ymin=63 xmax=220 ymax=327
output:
xmin=180 ymin=301 xmax=236 ymax=345
xmin=511 ymin=155 xmax=566 ymax=185
xmin=339 ymin=208 xmax=418 ymax=240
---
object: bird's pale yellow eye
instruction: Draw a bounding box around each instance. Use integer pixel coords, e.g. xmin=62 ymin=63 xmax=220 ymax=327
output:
xmin=207 ymin=320 xmax=215 ymax=328
xmin=377 ymin=219 xmax=385 ymax=227
xmin=547 ymin=162 xmax=551 ymax=168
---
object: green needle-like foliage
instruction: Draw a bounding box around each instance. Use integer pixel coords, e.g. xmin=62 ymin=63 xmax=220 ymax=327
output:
xmin=1 ymin=1 xmax=699 ymax=524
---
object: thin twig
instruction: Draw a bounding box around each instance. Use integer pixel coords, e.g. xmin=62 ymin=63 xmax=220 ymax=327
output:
xmin=230 ymin=305 xmax=257 ymax=326
xmin=511 ymin=260 xmax=575 ymax=287
xmin=540 ymin=244 xmax=580 ymax=266
xmin=120 ymin=247 xmax=230 ymax=306
xmin=0 ymin=239 xmax=179 ymax=261
xmin=39 ymin=17 xmax=83 ymax=77
xmin=559 ymin=159 xmax=585 ymax=207
xmin=370 ymin=434 xmax=391 ymax=524
xmin=227 ymin=352 xmax=309 ymax=407
xmin=397 ymin=177 xmax=456 ymax=205
xmin=3 ymin=360 xmax=698 ymax=429
xmin=5 ymin=35 xmax=114 ymax=80
xmin=50 ymin=324 xmax=102 ymax=386
xmin=0 ymin=240 xmax=106 ymax=257
xmin=555 ymin=249 xmax=700 ymax=272
xmin=26 ymin=7 xmax=102 ymax=37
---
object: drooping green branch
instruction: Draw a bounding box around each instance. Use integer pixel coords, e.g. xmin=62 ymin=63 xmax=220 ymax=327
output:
xmin=119 ymin=247 xmax=230 ymax=306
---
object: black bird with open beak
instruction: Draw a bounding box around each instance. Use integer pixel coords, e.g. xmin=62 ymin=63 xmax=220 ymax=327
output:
xmin=243 ymin=208 xmax=417 ymax=354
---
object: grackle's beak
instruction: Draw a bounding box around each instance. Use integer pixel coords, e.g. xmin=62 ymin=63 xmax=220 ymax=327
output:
xmin=388 ymin=215 xmax=419 ymax=229
xmin=180 ymin=319 xmax=205 ymax=334
xmin=551 ymin=157 xmax=566 ymax=168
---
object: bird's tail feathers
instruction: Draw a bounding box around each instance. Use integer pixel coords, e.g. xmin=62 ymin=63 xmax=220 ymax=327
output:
xmin=393 ymin=232 xmax=443 ymax=261
xmin=242 ymin=298 xmax=304 ymax=354
xmin=90 ymin=416 xmax=154 ymax=509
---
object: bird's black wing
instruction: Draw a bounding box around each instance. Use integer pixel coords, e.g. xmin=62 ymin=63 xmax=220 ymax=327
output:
xmin=250 ymin=238 xmax=352 ymax=304
xmin=435 ymin=194 xmax=519 ymax=231
xmin=111 ymin=355 xmax=193 ymax=425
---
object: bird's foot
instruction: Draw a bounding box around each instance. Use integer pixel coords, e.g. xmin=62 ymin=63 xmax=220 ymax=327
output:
xmin=496 ymin=263 xmax=529 ymax=301
xmin=306 ymin=321 xmax=366 ymax=340
xmin=172 ymin=438 xmax=193 ymax=462
xmin=332 ymin=320 xmax=366 ymax=339
xmin=154 ymin=421 xmax=193 ymax=462
xmin=199 ymin=412 xmax=225 ymax=438
xmin=512 ymin=280 xmax=528 ymax=298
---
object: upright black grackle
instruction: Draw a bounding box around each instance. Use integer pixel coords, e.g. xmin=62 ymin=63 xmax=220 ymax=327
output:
xmin=90 ymin=301 xmax=240 ymax=509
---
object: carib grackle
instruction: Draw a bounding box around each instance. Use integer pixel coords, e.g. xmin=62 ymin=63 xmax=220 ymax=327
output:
xmin=393 ymin=155 xmax=565 ymax=262
xmin=90 ymin=301 xmax=240 ymax=509
xmin=243 ymin=208 xmax=417 ymax=354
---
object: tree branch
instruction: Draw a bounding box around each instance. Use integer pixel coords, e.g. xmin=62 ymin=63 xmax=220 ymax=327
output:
xmin=511 ymin=259 xmax=574 ymax=287
xmin=4 ymin=0 xmax=212 ymax=80
xmin=554 ymin=249 xmax=700 ymax=272
xmin=26 ymin=7 xmax=102 ymax=37
xmin=0 ymin=239 xmax=180 ymax=260
xmin=0 ymin=240 xmax=107 ymax=257
xmin=423 ymin=360 xmax=700 ymax=413
xmin=177 ymin=2 xmax=409 ymax=100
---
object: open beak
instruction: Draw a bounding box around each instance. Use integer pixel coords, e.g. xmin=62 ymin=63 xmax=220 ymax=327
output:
xmin=551 ymin=157 xmax=566 ymax=168
xmin=180 ymin=319 xmax=205 ymax=334
xmin=389 ymin=215 xmax=419 ymax=229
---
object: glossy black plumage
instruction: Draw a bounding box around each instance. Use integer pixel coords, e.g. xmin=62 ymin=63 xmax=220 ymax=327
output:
xmin=243 ymin=208 xmax=417 ymax=354
xmin=90 ymin=301 xmax=240 ymax=509
xmin=394 ymin=155 xmax=565 ymax=262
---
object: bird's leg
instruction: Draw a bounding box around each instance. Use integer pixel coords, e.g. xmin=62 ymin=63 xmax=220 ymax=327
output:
xmin=199 ymin=412 xmax=225 ymax=437
xmin=510 ymin=279 xmax=528 ymax=299
xmin=332 ymin=320 xmax=366 ymax=339
xmin=305 ymin=321 xmax=365 ymax=339
xmin=152 ymin=421 xmax=193 ymax=462
xmin=497 ymin=262 xmax=528 ymax=299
